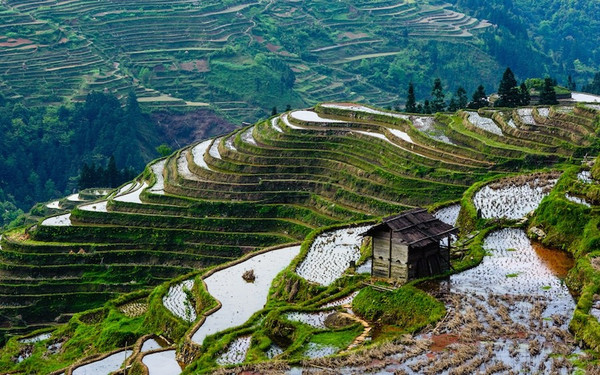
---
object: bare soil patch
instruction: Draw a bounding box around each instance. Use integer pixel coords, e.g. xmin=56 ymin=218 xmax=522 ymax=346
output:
xmin=151 ymin=108 xmax=236 ymax=148
xmin=339 ymin=32 xmax=369 ymax=40
xmin=0 ymin=38 xmax=33 ymax=47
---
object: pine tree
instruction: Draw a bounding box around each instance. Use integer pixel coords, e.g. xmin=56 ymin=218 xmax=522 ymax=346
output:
xmin=468 ymin=85 xmax=489 ymax=109
xmin=106 ymin=156 xmax=119 ymax=187
xmin=405 ymin=82 xmax=417 ymax=113
xmin=448 ymin=98 xmax=459 ymax=112
xmin=456 ymin=87 xmax=468 ymax=109
xmin=78 ymin=163 xmax=91 ymax=189
xmin=271 ymin=106 xmax=278 ymax=116
xmin=539 ymin=77 xmax=558 ymax=105
xmin=495 ymin=68 xmax=520 ymax=107
xmin=423 ymin=100 xmax=432 ymax=114
xmin=567 ymin=75 xmax=576 ymax=91
xmin=519 ymin=82 xmax=530 ymax=106
xmin=430 ymin=78 xmax=445 ymax=112
xmin=583 ymin=73 xmax=600 ymax=95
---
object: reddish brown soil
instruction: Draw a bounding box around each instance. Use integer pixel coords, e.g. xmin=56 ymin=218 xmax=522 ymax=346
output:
xmin=179 ymin=60 xmax=209 ymax=72
xmin=151 ymin=108 xmax=236 ymax=148
xmin=253 ymin=35 xmax=264 ymax=43
xmin=266 ymin=43 xmax=281 ymax=52
xmin=339 ymin=31 xmax=369 ymax=40
xmin=429 ymin=334 xmax=460 ymax=352
xmin=532 ymin=242 xmax=574 ymax=278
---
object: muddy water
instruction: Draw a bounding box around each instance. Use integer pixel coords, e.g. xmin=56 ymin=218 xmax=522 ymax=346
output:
xmin=531 ymin=241 xmax=573 ymax=279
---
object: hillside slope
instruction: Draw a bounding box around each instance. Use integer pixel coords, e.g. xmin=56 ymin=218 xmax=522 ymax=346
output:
xmin=3 ymin=0 xmax=597 ymax=124
xmin=0 ymin=101 xmax=600 ymax=373
xmin=1 ymin=101 xmax=598 ymax=331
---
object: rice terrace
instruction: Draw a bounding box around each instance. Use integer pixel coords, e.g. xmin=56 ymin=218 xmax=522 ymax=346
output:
xmin=3 ymin=0 xmax=600 ymax=373
xmin=3 ymin=98 xmax=600 ymax=373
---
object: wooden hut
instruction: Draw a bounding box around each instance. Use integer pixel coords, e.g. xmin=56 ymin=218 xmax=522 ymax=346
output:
xmin=363 ymin=208 xmax=457 ymax=282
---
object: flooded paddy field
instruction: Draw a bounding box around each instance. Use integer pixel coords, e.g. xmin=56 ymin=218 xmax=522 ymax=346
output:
xmin=299 ymin=228 xmax=580 ymax=374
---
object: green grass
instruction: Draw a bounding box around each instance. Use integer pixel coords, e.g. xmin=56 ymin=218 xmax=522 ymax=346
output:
xmin=306 ymin=325 xmax=363 ymax=351
xmin=352 ymin=285 xmax=445 ymax=331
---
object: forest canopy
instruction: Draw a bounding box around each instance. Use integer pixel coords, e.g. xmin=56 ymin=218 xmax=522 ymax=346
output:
xmin=0 ymin=92 xmax=162 ymax=226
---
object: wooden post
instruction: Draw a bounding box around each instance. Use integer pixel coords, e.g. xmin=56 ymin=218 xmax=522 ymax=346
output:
xmin=388 ymin=229 xmax=392 ymax=278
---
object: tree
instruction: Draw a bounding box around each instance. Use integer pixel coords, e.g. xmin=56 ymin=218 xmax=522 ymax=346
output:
xmin=539 ymin=77 xmax=558 ymax=105
xmin=567 ymin=75 xmax=576 ymax=91
xmin=468 ymin=85 xmax=489 ymax=109
xmin=423 ymin=100 xmax=432 ymax=114
xmin=583 ymin=73 xmax=600 ymax=95
xmin=271 ymin=106 xmax=278 ymax=116
xmin=430 ymin=78 xmax=446 ymax=112
xmin=495 ymin=68 xmax=521 ymax=107
xmin=405 ymin=82 xmax=417 ymax=113
xmin=456 ymin=87 xmax=468 ymax=109
xmin=519 ymin=82 xmax=530 ymax=106
xmin=449 ymin=87 xmax=468 ymax=111
xmin=106 ymin=156 xmax=119 ymax=187
xmin=448 ymin=97 xmax=459 ymax=112
xmin=156 ymin=144 xmax=172 ymax=157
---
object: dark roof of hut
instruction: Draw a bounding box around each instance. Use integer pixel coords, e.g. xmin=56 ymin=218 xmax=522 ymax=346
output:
xmin=363 ymin=208 xmax=457 ymax=248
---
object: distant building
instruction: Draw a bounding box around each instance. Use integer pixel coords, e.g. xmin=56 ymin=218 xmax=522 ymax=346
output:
xmin=363 ymin=208 xmax=457 ymax=282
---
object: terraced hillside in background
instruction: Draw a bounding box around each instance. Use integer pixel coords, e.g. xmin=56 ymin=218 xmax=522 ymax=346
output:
xmin=0 ymin=0 xmax=500 ymax=122
xmin=1 ymin=101 xmax=599 ymax=334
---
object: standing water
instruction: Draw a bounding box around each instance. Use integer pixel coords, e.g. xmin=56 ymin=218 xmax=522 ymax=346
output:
xmin=72 ymin=349 xmax=132 ymax=375
xmin=142 ymin=350 xmax=182 ymax=375
xmin=325 ymin=228 xmax=579 ymax=374
xmin=191 ymin=245 xmax=301 ymax=345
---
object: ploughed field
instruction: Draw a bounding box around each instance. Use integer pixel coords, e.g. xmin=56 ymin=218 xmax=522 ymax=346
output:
xmin=1 ymin=102 xmax=600 ymax=373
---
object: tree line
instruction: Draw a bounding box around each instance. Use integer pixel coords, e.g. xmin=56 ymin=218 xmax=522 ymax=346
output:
xmin=403 ymin=67 xmax=559 ymax=113
xmin=78 ymin=156 xmax=137 ymax=190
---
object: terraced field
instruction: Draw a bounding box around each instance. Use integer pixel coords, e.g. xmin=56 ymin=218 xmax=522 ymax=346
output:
xmin=0 ymin=0 xmax=496 ymax=122
xmin=1 ymin=102 xmax=596 ymax=329
xmin=1 ymin=102 xmax=599 ymax=373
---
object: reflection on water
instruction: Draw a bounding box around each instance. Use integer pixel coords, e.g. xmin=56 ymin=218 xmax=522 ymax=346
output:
xmin=531 ymin=242 xmax=573 ymax=279
xmin=191 ymin=245 xmax=301 ymax=345
xmin=311 ymin=228 xmax=582 ymax=374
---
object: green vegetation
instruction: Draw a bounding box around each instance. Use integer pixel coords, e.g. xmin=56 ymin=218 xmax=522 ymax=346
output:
xmin=526 ymin=162 xmax=600 ymax=352
xmin=1 ymin=0 xmax=597 ymax=123
xmin=1 ymin=99 xmax=600 ymax=372
xmin=0 ymin=91 xmax=233 ymax=228
xmin=495 ymin=67 xmax=530 ymax=108
xmin=352 ymin=285 xmax=445 ymax=330
xmin=449 ymin=0 xmax=600 ymax=84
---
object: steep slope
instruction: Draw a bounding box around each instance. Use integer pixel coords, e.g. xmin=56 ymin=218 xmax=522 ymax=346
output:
xmin=1 ymin=102 xmax=598 ymax=334
xmin=0 ymin=0 xmax=510 ymax=123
